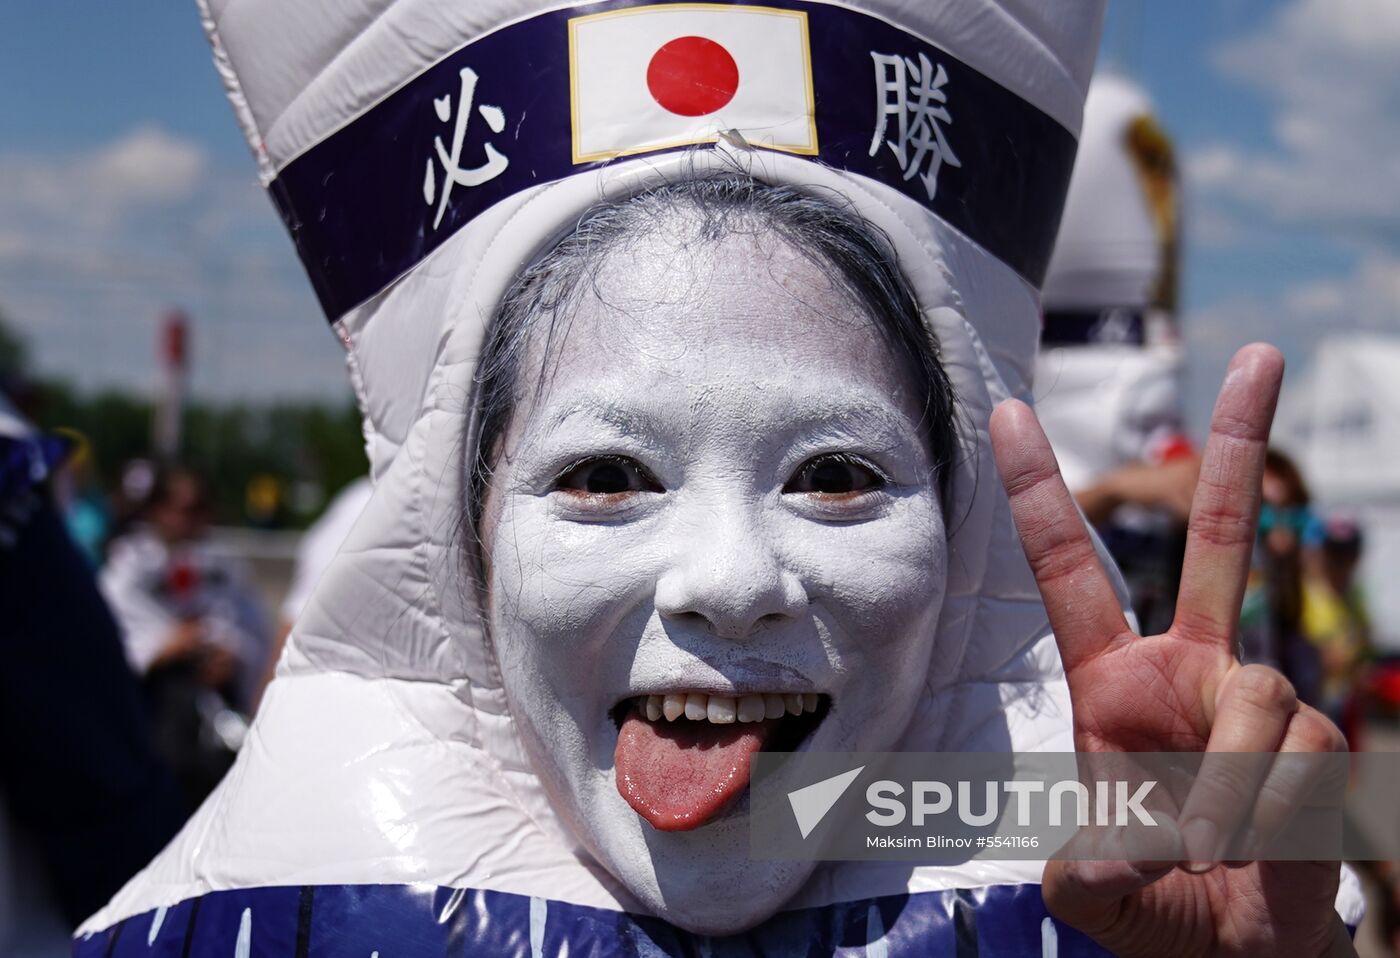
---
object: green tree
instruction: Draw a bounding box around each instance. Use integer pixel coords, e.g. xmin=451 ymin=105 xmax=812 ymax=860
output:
xmin=0 ymin=309 xmax=30 ymax=378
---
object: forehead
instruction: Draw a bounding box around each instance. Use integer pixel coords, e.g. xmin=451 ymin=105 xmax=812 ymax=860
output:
xmin=525 ymin=228 xmax=917 ymax=415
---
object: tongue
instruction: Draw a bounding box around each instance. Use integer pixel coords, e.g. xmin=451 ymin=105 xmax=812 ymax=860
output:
xmin=615 ymin=706 xmax=780 ymax=831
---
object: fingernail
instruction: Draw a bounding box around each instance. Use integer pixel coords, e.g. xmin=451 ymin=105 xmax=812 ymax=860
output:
xmin=1233 ymin=826 xmax=1263 ymax=861
xmin=1181 ymin=818 xmax=1218 ymax=873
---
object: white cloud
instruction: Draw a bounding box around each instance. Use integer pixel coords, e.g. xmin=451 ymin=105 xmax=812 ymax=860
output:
xmin=1185 ymin=145 xmax=1243 ymax=189
xmin=1188 ymin=0 xmax=1400 ymax=247
xmin=0 ymin=125 xmax=346 ymax=400
xmin=1181 ymin=253 xmax=1400 ymax=432
xmin=90 ymin=126 xmax=209 ymax=205
xmin=0 ymin=126 xmax=210 ymax=232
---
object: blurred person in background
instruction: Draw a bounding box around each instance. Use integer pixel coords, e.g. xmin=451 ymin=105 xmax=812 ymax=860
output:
xmin=1239 ymin=448 xmax=1324 ymax=705
xmin=112 ymin=458 xmax=156 ymax=538
xmin=1301 ymin=516 xmax=1372 ymax=739
xmin=1295 ymin=515 xmax=1400 ymax=955
xmin=48 ymin=430 xmax=111 ymax=568
xmin=101 ymin=465 xmax=272 ymax=806
xmin=1034 ymin=73 xmax=1199 ymax=637
xmin=0 ymin=390 xmax=181 ymax=952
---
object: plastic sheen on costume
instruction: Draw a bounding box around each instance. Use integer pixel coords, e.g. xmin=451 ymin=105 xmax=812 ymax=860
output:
xmin=73 ymin=2 xmax=1315 ymax=955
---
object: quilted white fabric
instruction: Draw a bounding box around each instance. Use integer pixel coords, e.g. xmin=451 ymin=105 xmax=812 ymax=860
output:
xmin=83 ymin=0 xmax=1143 ymax=932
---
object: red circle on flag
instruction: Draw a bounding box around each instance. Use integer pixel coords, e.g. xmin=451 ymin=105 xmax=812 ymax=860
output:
xmin=646 ymin=36 xmax=740 ymax=117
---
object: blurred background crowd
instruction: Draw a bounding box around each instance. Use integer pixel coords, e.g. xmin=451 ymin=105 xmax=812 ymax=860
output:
xmin=1 ymin=0 xmax=1398 ymax=955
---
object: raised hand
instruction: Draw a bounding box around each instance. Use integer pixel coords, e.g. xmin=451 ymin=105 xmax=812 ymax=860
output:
xmin=991 ymin=344 xmax=1354 ymax=958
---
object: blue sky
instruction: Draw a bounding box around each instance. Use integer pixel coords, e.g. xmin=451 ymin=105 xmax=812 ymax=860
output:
xmin=1 ymin=0 xmax=1397 ymax=433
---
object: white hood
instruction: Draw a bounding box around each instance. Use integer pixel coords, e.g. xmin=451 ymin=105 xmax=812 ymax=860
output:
xmin=82 ymin=0 xmax=1117 ymax=943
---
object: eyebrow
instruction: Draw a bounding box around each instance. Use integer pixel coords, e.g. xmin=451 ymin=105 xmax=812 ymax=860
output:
xmin=539 ymin=398 xmax=667 ymax=439
xmin=533 ymin=390 xmax=923 ymax=449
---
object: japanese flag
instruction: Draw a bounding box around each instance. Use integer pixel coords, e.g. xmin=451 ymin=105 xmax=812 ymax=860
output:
xmin=569 ymin=5 xmax=817 ymax=163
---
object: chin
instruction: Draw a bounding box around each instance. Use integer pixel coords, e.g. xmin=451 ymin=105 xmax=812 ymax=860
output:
xmin=590 ymin=807 xmax=821 ymax=935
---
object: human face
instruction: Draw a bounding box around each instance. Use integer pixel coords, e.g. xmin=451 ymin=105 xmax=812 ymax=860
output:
xmin=151 ymin=474 xmax=209 ymax=544
xmin=1261 ymin=468 xmax=1307 ymax=559
xmin=480 ymin=227 xmax=947 ymax=933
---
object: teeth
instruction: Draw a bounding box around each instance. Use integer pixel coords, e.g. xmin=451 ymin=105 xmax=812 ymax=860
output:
xmin=737 ymin=694 xmax=766 ymax=723
xmin=662 ymin=694 xmax=686 ymax=722
xmin=639 ymin=692 xmax=824 ymax=723
xmin=707 ymin=696 xmax=737 ymax=723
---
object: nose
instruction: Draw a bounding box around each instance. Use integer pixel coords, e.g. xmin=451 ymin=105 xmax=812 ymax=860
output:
xmin=653 ymin=499 xmax=808 ymax=639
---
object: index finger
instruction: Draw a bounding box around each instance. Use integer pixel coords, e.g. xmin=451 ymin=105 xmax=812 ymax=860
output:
xmin=991 ymin=399 xmax=1133 ymax=672
xmin=1171 ymin=344 xmax=1284 ymax=650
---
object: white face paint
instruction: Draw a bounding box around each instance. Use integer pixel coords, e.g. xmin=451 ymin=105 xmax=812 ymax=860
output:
xmin=481 ymin=224 xmax=947 ymax=934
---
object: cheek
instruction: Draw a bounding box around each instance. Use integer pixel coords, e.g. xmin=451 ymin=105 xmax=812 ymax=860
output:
xmin=805 ymin=497 xmax=945 ymax=630
xmin=786 ymin=501 xmax=945 ymax=734
xmin=488 ymin=495 xmax=658 ymax=706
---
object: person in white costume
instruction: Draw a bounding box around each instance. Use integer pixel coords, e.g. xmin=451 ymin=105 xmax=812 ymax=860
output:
xmin=1035 ymin=73 xmax=1197 ymax=637
xmin=1037 ymin=73 xmax=1188 ymax=493
xmin=78 ymin=2 xmax=1362 ymax=955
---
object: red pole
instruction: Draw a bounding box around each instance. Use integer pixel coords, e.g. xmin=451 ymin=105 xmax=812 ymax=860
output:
xmin=153 ymin=310 xmax=189 ymax=460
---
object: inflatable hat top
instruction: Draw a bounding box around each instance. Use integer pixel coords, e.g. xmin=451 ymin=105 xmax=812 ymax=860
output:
xmin=1042 ymin=72 xmax=1180 ymax=319
xmin=81 ymin=1 xmax=1129 ymax=953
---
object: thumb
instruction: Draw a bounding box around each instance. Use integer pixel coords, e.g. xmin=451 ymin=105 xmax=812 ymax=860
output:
xmin=1042 ymin=858 xmax=1171 ymax=939
xmin=1042 ymin=815 xmax=1182 ymax=941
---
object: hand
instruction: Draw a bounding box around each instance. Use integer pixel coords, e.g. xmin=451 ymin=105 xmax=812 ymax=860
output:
xmin=197 ymin=642 xmax=239 ymax=689
xmin=991 ymin=344 xmax=1353 ymax=958
xmin=151 ymin=619 xmax=206 ymax=669
xmin=1077 ymin=454 xmax=1202 ymax=525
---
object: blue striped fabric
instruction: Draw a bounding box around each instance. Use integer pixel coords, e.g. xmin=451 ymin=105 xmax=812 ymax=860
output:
xmin=75 ymin=881 xmax=1115 ymax=956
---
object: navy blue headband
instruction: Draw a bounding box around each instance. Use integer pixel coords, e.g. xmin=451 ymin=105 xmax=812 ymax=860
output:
xmin=267 ymin=0 xmax=1078 ymax=321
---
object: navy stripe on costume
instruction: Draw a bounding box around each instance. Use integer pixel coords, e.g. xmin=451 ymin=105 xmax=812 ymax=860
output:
xmin=75 ymin=882 xmax=1114 ymax=956
xmin=1041 ymin=308 xmax=1149 ymax=347
xmin=268 ymin=0 xmax=1077 ymax=321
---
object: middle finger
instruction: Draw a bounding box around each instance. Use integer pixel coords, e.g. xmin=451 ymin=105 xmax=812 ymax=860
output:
xmin=1171 ymin=343 xmax=1284 ymax=650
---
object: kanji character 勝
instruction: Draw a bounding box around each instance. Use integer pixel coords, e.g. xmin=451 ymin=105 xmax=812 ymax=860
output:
xmin=869 ymin=51 xmax=962 ymax=201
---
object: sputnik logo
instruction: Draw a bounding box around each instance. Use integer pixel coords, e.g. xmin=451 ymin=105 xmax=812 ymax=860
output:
xmin=788 ymin=766 xmax=866 ymax=839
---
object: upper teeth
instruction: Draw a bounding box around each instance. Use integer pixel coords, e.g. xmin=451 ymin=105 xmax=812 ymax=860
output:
xmin=641 ymin=692 xmax=819 ymax=724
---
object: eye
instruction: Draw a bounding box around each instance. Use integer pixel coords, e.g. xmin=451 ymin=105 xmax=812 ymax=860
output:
xmin=784 ymin=454 xmax=888 ymax=497
xmin=553 ymin=455 xmax=662 ymax=496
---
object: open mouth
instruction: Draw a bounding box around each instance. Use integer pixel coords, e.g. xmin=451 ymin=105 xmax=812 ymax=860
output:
xmin=613 ymin=691 xmax=830 ymax=832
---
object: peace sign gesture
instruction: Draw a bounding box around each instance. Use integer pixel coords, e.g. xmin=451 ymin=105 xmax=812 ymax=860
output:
xmin=991 ymin=344 xmax=1355 ymax=958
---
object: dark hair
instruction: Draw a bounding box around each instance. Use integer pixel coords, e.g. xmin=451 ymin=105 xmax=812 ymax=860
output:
xmin=142 ymin=465 xmax=208 ymax=516
xmin=1263 ymin=447 xmax=1311 ymax=508
xmin=465 ymin=173 xmax=959 ymax=579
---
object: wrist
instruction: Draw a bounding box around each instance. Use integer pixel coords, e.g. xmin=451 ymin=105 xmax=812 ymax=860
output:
xmin=1321 ymin=913 xmax=1358 ymax=958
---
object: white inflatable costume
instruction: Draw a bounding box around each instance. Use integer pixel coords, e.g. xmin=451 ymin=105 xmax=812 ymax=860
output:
xmin=1034 ymin=73 xmax=1188 ymax=494
xmin=77 ymin=3 xmax=1324 ymax=955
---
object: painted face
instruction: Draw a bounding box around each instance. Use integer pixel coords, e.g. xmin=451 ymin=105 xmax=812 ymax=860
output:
xmin=480 ymin=225 xmax=947 ymax=934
